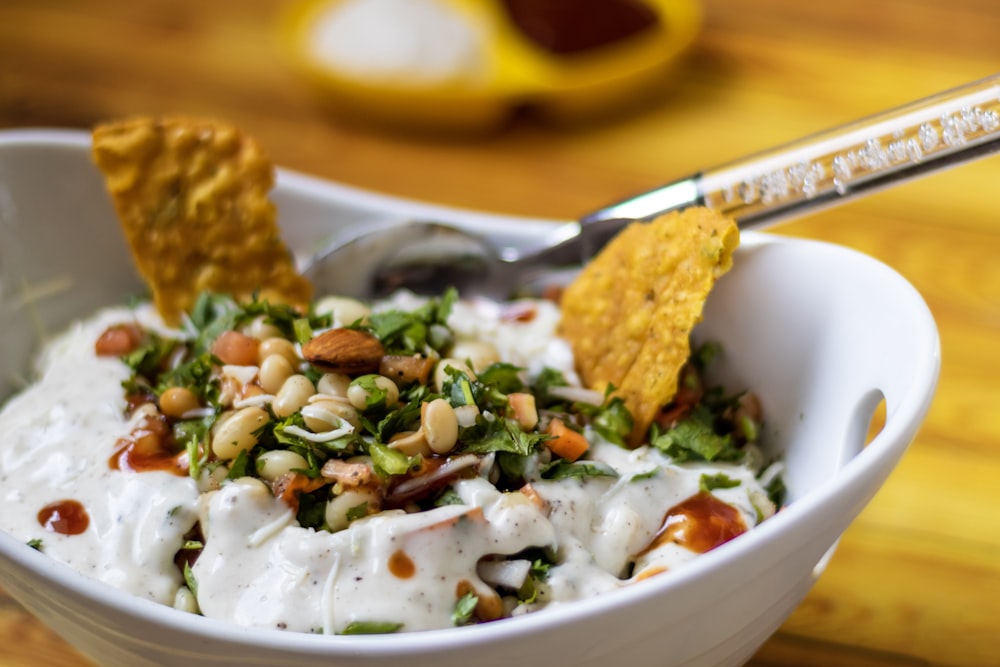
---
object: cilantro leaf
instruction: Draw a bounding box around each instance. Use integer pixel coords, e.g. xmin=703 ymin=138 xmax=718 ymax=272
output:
xmin=692 ymin=341 xmax=723 ymax=372
xmin=765 ymin=475 xmax=787 ymax=507
xmin=699 ymin=472 xmax=741 ymax=493
xmin=541 ymin=460 xmax=619 ymax=481
xmin=340 ymin=621 xmax=404 ymax=635
xmin=476 ymin=363 xmax=525 ymax=395
xmin=531 ymin=368 xmax=570 ymax=408
xmin=452 ymin=592 xmax=479 ymax=626
xmin=368 ymin=441 xmax=421 ymax=477
xmin=373 ymin=399 xmax=424 ymax=443
xmin=363 ymin=288 xmax=457 ymax=355
xmin=517 ymin=557 xmax=553 ymax=604
xmin=345 ymin=501 xmax=369 ymax=523
xmin=183 ymin=561 xmax=198 ymax=596
xmin=589 ymin=397 xmax=634 ymax=447
xmin=296 ymin=488 xmax=328 ymax=529
xmin=226 ymin=449 xmax=251 ymax=480
xmin=459 ymin=417 xmax=547 ymax=456
xmin=650 ymin=405 xmax=741 ymax=463
xmin=175 ymin=415 xmax=214 ymax=479
xmin=26 ymin=538 xmax=43 ymax=552
xmin=121 ymin=332 xmax=177 ymax=380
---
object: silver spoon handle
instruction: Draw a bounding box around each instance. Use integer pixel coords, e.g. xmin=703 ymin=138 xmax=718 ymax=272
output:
xmin=580 ymin=73 xmax=1000 ymax=232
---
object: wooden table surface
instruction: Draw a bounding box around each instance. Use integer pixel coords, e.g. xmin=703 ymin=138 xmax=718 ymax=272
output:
xmin=1 ymin=0 xmax=998 ymax=665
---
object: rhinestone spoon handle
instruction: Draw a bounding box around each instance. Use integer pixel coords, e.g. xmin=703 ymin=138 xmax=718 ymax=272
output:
xmin=579 ymin=73 xmax=1000 ymax=237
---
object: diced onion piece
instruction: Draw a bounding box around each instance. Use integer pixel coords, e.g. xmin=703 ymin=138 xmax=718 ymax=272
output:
xmin=546 ymin=385 xmax=605 ymax=405
xmin=477 ymin=558 xmax=531 ymax=590
xmin=281 ymin=424 xmax=354 ymax=443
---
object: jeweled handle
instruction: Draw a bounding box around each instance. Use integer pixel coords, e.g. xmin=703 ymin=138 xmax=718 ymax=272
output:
xmin=580 ymin=73 xmax=1000 ymax=230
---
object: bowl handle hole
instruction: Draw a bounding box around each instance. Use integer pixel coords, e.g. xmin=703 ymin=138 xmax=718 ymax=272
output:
xmin=863 ymin=395 xmax=887 ymax=447
xmin=839 ymin=389 xmax=886 ymax=468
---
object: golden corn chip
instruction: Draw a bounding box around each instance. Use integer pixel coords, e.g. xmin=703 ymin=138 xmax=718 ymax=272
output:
xmin=558 ymin=207 xmax=738 ymax=444
xmin=91 ymin=116 xmax=312 ymax=325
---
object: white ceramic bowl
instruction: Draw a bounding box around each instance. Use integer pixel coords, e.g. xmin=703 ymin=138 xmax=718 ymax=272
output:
xmin=0 ymin=129 xmax=939 ymax=667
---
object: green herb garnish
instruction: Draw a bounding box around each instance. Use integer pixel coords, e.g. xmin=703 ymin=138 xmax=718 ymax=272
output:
xmin=452 ymin=592 xmax=479 ymax=626
xmin=340 ymin=621 xmax=404 ymax=635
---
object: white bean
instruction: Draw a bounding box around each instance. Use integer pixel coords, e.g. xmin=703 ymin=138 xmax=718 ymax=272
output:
xmin=421 ymin=398 xmax=459 ymax=455
xmin=315 ymin=296 xmax=371 ymax=328
xmin=196 ymin=462 xmax=230 ymax=493
xmin=211 ymin=406 xmax=268 ymax=460
xmin=388 ymin=430 xmax=432 ymax=457
xmin=316 ymin=372 xmax=351 ymax=398
xmin=272 ymin=374 xmax=316 ymax=418
xmin=258 ymin=337 xmax=299 ymax=367
xmin=173 ymin=586 xmax=200 ymax=614
xmin=450 ymin=340 xmax=500 ymax=372
xmin=244 ymin=316 xmax=284 ymax=341
xmin=302 ymin=397 xmax=360 ymax=431
xmin=258 ymin=354 xmax=294 ymax=394
xmin=256 ymin=449 xmax=310 ymax=481
xmin=325 ymin=488 xmax=380 ymax=532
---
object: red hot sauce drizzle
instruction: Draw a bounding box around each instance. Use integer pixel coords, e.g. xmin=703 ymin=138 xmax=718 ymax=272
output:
xmin=37 ymin=500 xmax=90 ymax=536
xmin=109 ymin=412 xmax=189 ymax=476
xmin=645 ymin=492 xmax=747 ymax=556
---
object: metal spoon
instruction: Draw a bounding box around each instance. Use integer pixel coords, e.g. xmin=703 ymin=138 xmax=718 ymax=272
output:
xmin=303 ymin=73 xmax=1000 ymax=300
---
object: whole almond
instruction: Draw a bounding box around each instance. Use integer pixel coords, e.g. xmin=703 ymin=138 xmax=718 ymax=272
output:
xmin=302 ymin=328 xmax=384 ymax=375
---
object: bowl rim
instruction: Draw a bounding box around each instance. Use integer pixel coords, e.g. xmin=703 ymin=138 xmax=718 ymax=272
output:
xmin=0 ymin=127 xmax=941 ymax=655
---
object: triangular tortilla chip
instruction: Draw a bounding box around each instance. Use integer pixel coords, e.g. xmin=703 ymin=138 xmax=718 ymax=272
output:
xmin=92 ymin=116 xmax=312 ymax=324
xmin=558 ymin=207 xmax=738 ymax=444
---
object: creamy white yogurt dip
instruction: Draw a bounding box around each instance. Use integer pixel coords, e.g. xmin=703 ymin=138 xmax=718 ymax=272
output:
xmin=0 ymin=293 xmax=780 ymax=634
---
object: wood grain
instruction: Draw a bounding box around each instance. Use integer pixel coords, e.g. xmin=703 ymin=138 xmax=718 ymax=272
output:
xmin=1 ymin=0 xmax=998 ymax=665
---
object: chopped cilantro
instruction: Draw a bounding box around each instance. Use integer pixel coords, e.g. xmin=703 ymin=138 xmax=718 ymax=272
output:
xmin=476 ymin=363 xmax=525 ymax=395
xmin=181 ymin=540 xmax=204 ymax=550
xmin=187 ymin=293 xmax=330 ymax=355
xmin=362 ymin=288 xmax=457 ymax=355
xmin=183 ymin=561 xmax=198 ymax=597
xmin=26 ymin=538 xmax=43 ymax=552
xmin=292 ymin=317 xmax=314 ymax=346
xmin=541 ymin=460 xmax=619 ymax=481
xmin=458 ymin=417 xmax=547 ymax=456
xmin=296 ymin=489 xmax=329 ymax=530
xmin=765 ymin=475 xmax=787 ymax=507
xmin=345 ymin=502 xmax=369 ymax=523
xmin=368 ymin=441 xmax=421 ymax=477
xmin=691 ymin=341 xmax=722 ymax=372
xmin=121 ymin=332 xmax=177 ymax=380
xmin=176 ymin=416 xmax=214 ymax=479
xmin=340 ymin=621 xmax=404 ymax=635
xmin=699 ymin=472 xmax=741 ymax=493
xmin=452 ymin=592 xmax=479 ymax=626
xmin=372 ymin=398 xmax=424 ymax=443
xmin=433 ymin=488 xmax=465 ymax=507
xmin=629 ymin=469 xmax=660 ymax=482
xmin=588 ymin=396 xmax=634 ymax=447
xmin=517 ymin=556 xmax=554 ymax=604
xmin=650 ymin=405 xmax=741 ymax=463
xmin=530 ymin=367 xmax=570 ymax=408
xmin=226 ymin=449 xmax=251 ymax=480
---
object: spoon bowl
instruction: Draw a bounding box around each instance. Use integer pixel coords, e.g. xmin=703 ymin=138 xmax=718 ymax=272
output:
xmin=303 ymin=222 xmax=503 ymax=300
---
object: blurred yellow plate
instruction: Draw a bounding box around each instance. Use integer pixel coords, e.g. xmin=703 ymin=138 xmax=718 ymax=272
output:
xmin=279 ymin=0 xmax=702 ymax=133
